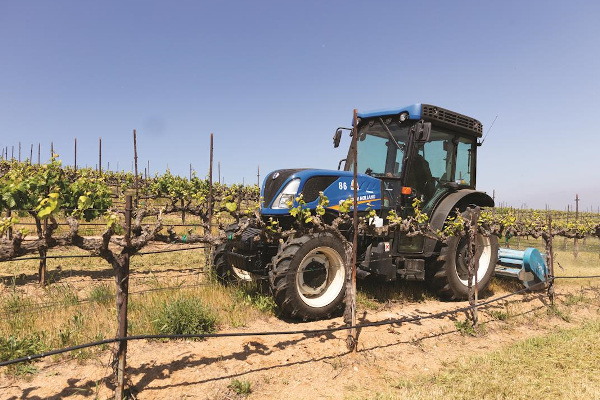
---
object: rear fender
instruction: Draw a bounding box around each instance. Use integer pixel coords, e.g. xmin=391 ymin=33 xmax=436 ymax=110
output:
xmin=422 ymin=190 xmax=494 ymax=257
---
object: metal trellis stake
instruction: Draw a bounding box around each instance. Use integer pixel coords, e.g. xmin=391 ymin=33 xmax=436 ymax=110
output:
xmin=546 ymin=214 xmax=555 ymax=305
xmin=208 ymin=133 xmax=214 ymax=233
xmin=133 ymin=130 xmax=139 ymax=208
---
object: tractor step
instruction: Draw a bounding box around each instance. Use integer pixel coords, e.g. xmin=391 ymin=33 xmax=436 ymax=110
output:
xmin=495 ymin=248 xmax=548 ymax=289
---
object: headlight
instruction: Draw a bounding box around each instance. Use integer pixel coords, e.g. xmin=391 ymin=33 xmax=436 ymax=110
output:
xmin=271 ymin=179 xmax=301 ymax=209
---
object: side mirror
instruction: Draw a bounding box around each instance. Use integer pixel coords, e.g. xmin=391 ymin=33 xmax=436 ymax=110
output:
xmin=414 ymin=121 xmax=432 ymax=143
xmin=333 ymin=129 xmax=343 ymax=148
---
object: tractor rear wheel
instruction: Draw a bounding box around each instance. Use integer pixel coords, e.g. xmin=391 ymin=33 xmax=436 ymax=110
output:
xmin=269 ymin=232 xmax=347 ymax=320
xmin=213 ymin=244 xmax=254 ymax=284
xmin=213 ymin=223 xmax=254 ymax=284
xmin=428 ymin=209 xmax=499 ymax=300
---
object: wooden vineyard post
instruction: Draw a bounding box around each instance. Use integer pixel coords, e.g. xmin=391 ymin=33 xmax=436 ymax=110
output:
xmin=181 ymin=198 xmax=186 ymax=224
xmin=345 ymin=109 xmax=359 ymax=352
xmin=467 ymin=208 xmax=480 ymax=326
xmin=115 ymin=195 xmax=132 ymax=400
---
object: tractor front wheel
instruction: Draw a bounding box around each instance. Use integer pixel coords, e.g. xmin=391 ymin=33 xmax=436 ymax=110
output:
xmin=270 ymin=232 xmax=347 ymax=320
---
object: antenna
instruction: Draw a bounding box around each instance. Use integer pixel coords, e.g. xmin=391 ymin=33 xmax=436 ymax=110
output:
xmin=479 ymin=115 xmax=498 ymax=145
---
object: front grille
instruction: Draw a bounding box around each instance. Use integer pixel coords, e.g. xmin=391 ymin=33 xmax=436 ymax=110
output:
xmin=262 ymin=169 xmax=304 ymax=207
xmin=421 ymin=104 xmax=483 ymax=136
xmin=302 ymin=176 xmax=338 ymax=203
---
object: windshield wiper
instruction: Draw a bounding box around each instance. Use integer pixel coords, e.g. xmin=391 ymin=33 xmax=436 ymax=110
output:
xmin=378 ymin=117 xmax=404 ymax=152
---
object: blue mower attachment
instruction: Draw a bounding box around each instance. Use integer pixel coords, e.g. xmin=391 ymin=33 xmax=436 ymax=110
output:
xmin=495 ymin=248 xmax=548 ymax=289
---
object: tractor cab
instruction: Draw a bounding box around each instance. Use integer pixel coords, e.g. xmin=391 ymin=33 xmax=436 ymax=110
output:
xmin=344 ymin=104 xmax=482 ymax=218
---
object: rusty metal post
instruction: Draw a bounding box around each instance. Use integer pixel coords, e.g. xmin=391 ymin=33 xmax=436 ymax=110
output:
xmin=37 ymin=143 xmax=41 ymax=164
xmin=346 ymin=109 xmax=359 ymax=351
xmin=50 ymin=142 xmax=53 ymax=157
xmin=574 ymin=194 xmax=579 ymax=258
xmin=18 ymin=142 xmax=21 ymax=162
xmin=74 ymin=138 xmax=77 ymax=170
xmin=99 ymin=137 xmax=102 ymax=174
xmin=133 ymin=130 xmax=139 ymax=208
xmin=115 ymin=195 xmax=132 ymax=400
xmin=206 ymin=134 xmax=214 ymax=275
xmin=208 ymin=134 xmax=214 ymax=233
xmin=29 ymin=144 xmax=33 ymax=164
xmin=546 ymin=214 xmax=555 ymax=305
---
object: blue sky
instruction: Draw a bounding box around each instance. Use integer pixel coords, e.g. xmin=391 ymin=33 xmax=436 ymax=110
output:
xmin=1 ymin=1 xmax=599 ymax=210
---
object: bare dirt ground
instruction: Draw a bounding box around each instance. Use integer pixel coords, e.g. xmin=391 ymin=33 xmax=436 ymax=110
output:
xmin=2 ymin=283 xmax=599 ymax=400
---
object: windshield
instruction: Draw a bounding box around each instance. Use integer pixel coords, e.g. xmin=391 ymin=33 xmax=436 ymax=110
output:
xmin=346 ymin=119 xmax=413 ymax=176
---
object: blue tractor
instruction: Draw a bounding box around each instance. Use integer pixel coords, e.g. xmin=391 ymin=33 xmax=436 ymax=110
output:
xmin=214 ymin=103 xmax=500 ymax=320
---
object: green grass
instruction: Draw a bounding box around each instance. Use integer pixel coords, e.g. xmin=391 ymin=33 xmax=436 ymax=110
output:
xmin=358 ymin=320 xmax=600 ymax=400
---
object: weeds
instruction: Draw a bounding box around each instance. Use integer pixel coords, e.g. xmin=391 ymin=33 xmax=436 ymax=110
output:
xmin=0 ymin=333 xmax=46 ymax=362
xmin=546 ymin=304 xmax=571 ymax=322
xmin=563 ymin=291 xmax=589 ymax=306
xmin=489 ymin=309 xmax=510 ymax=321
xmin=2 ymin=291 xmax=35 ymax=314
xmin=0 ymin=333 xmax=46 ymax=377
xmin=89 ymin=283 xmax=113 ymax=306
xmin=46 ymin=283 xmax=79 ymax=306
xmin=231 ymin=283 xmax=276 ymax=314
xmin=454 ymin=319 xmax=486 ymax=336
xmin=151 ymin=296 xmax=217 ymax=336
xmin=58 ymin=311 xmax=86 ymax=347
xmin=228 ymin=379 xmax=252 ymax=395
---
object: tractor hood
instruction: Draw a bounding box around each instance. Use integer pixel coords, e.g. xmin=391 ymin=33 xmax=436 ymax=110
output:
xmin=261 ymin=168 xmax=382 ymax=216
